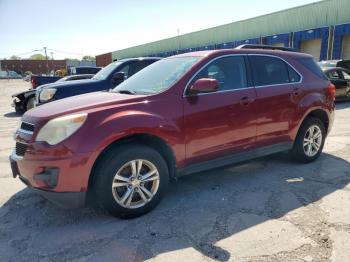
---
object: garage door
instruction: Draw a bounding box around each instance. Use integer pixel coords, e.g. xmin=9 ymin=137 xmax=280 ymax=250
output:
xmin=272 ymin=43 xmax=285 ymax=47
xmin=342 ymin=36 xmax=350 ymax=60
xmin=300 ymin=39 xmax=322 ymax=60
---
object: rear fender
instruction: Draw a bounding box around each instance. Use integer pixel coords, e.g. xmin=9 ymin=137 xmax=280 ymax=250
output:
xmin=290 ymin=92 xmax=332 ymax=139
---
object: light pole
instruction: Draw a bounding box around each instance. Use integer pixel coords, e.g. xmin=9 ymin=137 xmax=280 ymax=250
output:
xmin=44 ymin=47 xmax=49 ymax=75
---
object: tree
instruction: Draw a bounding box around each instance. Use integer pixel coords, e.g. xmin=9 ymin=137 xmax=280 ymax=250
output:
xmin=64 ymin=58 xmax=79 ymax=61
xmin=10 ymin=55 xmax=21 ymax=60
xmin=82 ymin=55 xmax=95 ymax=61
xmin=29 ymin=53 xmax=46 ymax=60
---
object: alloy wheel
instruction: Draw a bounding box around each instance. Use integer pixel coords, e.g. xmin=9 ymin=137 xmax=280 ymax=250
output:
xmin=303 ymin=125 xmax=322 ymax=157
xmin=111 ymin=159 xmax=160 ymax=209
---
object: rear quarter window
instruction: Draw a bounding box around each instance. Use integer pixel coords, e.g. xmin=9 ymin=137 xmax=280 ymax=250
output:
xmin=249 ymin=56 xmax=300 ymax=86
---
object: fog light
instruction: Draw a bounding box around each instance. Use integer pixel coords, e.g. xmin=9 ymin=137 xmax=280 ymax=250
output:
xmin=34 ymin=167 xmax=59 ymax=188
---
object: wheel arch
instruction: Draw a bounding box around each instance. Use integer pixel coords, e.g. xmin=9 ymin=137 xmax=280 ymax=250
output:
xmin=294 ymin=108 xmax=330 ymax=141
xmin=88 ymin=133 xmax=177 ymax=192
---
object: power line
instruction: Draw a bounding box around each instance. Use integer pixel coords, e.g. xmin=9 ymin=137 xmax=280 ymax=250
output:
xmin=8 ymin=49 xmax=43 ymax=58
xmin=47 ymin=48 xmax=84 ymax=56
xmin=4 ymin=47 xmax=85 ymax=59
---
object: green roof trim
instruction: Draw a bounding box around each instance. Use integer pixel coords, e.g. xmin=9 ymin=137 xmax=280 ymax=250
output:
xmin=111 ymin=0 xmax=350 ymax=60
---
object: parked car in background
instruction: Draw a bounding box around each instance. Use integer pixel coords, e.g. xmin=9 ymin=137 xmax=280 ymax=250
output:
xmin=10 ymin=47 xmax=335 ymax=218
xmin=0 ymin=71 xmax=8 ymax=79
xmin=35 ymin=57 xmax=161 ymax=106
xmin=23 ymin=74 xmax=32 ymax=82
xmin=31 ymin=66 xmax=102 ymax=88
xmin=318 ymin=59 xmax=350 ymax=70
xmin=322 ymin=67 xmax=350 ymax=100
xmin=67 ymin=66 xmax=102 ymax=75
xmin=12 ymin=74 xmax=95 ymax=113
xmin=0 ymin=70 xmax=21 ymax=79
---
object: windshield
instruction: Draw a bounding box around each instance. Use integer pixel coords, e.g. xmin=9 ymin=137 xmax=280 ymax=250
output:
xmin=113 ymin=57 xmax=200 ymax=95
xmin=92 ymin=62 xmax=122 ymax=80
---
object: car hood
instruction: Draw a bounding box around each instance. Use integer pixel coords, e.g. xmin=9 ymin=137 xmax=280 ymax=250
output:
xmin=39 ymin=79 xmax=98 ymax=90
xmin=22 ymin=91 xmax=146 ymax=124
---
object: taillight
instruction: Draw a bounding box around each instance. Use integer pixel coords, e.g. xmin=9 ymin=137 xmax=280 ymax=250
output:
xmin=328 ymin=82 xmax=336 ymax=100
xmin=31 ymin=76 xmax=37 ymax=88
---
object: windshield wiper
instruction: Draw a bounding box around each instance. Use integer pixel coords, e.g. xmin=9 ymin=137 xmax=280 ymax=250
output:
xmin=117 ymin=90 xmax=136 ymax=95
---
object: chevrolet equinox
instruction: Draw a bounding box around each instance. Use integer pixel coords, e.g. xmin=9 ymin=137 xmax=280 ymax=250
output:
xmin=10 ymin=47 xmax=335 ymax=218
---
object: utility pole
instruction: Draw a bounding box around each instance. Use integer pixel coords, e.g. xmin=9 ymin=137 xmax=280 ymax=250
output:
xmin=44 ymin=47 xmax=49 ymax=75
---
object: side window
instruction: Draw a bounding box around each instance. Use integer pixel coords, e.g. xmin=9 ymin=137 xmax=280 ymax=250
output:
xmin=341 ymin=70 xmax=350 ymax=80
xmin=128 ymin=61 xmax=149 ymax=77
xmin=191 ymin=56 xmax=247 ymax=91
xmin=287 ymin=66 xmax=301 ymax=83
xmin=327 ymin=70 xmax=341 ymax=80
xmin=250 ymin=56 xmax=290 ymax=86
xmin=117 ymin=64 xmax=130 ymax=78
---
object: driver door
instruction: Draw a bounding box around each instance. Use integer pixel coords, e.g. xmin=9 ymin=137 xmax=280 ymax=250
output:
xmin=183 ymin=55 xmax=257 ymax=165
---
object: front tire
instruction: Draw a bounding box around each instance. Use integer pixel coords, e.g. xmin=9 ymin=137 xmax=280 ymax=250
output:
xmin=291 ymin=117 xmax=326 ymax=163
xmin=92 ymin=144 xmax=169 ymax=218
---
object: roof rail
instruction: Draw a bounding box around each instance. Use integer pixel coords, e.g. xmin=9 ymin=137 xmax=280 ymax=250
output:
xmin=235 ymin=44 xmax=296 ymax=52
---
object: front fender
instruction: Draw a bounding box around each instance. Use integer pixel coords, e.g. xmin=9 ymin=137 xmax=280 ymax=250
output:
xmin=65 ymin=109 xmax=184 ymax=165
xmin=12 ymin=90 xmax=36 ymax=100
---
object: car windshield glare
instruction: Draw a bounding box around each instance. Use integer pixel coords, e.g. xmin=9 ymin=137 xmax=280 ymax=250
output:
xmin=113 ymin=57 xmax=200 ymax=95
xmin=92 ymin=62 xmax=122 ymax=80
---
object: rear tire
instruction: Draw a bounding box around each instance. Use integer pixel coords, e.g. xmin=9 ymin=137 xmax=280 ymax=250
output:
xmin=92 ymin=144 xmax=169 ymax=218
xmin=291 ymin=117 xmax=326 ymax=163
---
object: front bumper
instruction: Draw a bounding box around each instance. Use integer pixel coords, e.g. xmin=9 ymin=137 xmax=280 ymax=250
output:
xmin=18 ymin=173 xmax=86 ymax=209
xmin=9 ymin=142 xmax=96 ymax=208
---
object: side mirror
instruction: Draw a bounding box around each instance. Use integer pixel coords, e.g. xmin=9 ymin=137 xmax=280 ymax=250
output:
xmin=112 ymin=72 xmax=126 ymax=85
xmin=189 ymin=78 xmax=219 ymax=95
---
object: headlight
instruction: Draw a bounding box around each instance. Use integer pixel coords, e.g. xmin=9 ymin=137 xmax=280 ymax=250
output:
xmin=36 ymin=113 xmax=87 ymax=145
xmin=39 ymin=88 xmax=56 ymax=102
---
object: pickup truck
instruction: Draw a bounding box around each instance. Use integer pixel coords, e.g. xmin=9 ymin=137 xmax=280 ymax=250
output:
xmin=35 ymin=57 xmax=160 ymax=106
xmin=30 ymin=66 xmax=102 ymax=88
xmin=12 ymin=74 xmax=95 ymax=113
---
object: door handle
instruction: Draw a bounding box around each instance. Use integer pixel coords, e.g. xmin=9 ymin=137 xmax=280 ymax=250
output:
xmin=240 ymin=96 xmax=254 ymax=106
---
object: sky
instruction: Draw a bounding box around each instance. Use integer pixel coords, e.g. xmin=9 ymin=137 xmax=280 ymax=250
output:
xmin=0 ymin=0 xmax=318 ymax=60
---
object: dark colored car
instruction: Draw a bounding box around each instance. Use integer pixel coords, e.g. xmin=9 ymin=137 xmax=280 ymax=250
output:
xmin=10 ymin=47 xmax=335 ymax=218
xmin=12 ymin=74 xmax=95 ymax=113
xmin=31 ymin=67 xmax=102 ymax=89
xmin=35 ymin=57 xmax=161 ymax=106
xmin=322 ymin=67 xmax=350 ymax=100
xmin=318 ymin=59 xmax=350 ymax=71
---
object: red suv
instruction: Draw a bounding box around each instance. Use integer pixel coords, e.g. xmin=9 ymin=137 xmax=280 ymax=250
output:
xmin=10 ymin=47 xmax=335 ymax=218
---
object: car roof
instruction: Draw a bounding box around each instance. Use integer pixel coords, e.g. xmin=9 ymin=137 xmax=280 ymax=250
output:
xmin=118 ymin=57 xmax=162 ymax=62
xmin=322 ymin=67 xmax=350 ymax=72
xmin=169 ymin=48 xmax=312 ymax=59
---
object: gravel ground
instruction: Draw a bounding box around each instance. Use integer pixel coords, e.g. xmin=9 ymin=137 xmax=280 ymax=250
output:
xmin=0 ymin=79 xmax=350 ymax=262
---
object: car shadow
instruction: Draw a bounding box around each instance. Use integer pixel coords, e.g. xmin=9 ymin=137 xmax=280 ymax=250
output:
xmin=3 ymin=112 xmax=22 ymax=118
xmin=0 ymin=152 xmax=349 ymax=261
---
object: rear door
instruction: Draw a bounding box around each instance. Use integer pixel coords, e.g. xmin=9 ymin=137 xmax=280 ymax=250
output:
xmin=249 ymin=55 xmax=302 ymax=147
xmin=183 ymin=55 xmax=257 ymax=165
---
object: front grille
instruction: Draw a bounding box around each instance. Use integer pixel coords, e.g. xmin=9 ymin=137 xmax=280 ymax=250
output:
xmin=20 ymin=122 xmax=34 ymax=132
xmin=16 ymin=142 xmax=28 ymax=156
